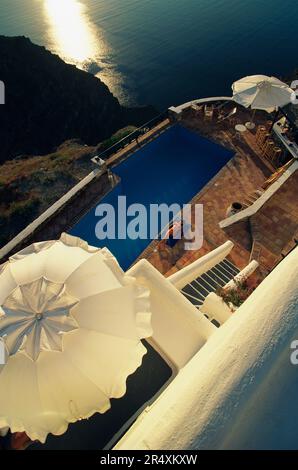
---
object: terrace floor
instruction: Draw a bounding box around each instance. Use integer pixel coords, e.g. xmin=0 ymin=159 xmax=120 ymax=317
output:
xmin=139 ymin=102 xmax=298 ymax=281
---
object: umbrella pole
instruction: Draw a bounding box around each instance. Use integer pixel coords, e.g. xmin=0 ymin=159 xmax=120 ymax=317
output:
xmin=246 ymin=109 xmax=256 ymax=130
xmin=269 ymin=108 xmax=280 ymax=133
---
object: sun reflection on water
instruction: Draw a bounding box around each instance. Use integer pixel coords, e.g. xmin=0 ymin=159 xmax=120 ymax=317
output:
xmin=44 ymin=0 xmax=102 ymax=66
xmin=42 ymin=0 xmax=131 ymax=104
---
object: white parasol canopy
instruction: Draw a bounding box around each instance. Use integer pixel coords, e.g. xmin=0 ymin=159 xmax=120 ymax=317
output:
xmin=232 ymin=75 xmax=294 ymax=112
xmin=0 ymin=233 xmax=152 ymax=443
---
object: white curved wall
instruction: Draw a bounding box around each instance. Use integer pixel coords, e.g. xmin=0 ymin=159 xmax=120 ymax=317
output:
xmin=200 ymin=292 xmax=233 ymax=324
xmin=115 ymin=248 xmax=298 ymax=450
xmin=127 ymin=259 xmax=215 ymax=370
xmin=169 ymin=96 xmax=232 ymax=114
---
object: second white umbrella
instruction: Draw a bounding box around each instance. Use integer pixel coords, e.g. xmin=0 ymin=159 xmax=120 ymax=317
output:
xmin=232 ymin=74 xmax=294 ymax=112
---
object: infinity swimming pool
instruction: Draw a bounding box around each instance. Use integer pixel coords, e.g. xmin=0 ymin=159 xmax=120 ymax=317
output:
xmin=70 ymin=125 xmax=233 ymax=270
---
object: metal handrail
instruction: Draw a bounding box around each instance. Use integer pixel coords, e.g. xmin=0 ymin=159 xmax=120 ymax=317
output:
xmin=98 ymin=110 xmax=169 ymax=160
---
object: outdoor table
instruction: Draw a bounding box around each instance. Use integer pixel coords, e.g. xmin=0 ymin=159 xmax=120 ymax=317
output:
xmin=245 ymin=121 xmax=256 ymax=130
xmin=235 ymin=124 xmax=247 ymax=133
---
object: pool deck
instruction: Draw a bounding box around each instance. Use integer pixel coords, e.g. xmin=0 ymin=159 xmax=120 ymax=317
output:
xmin=138 ymin=103 xmax=298 ymax=280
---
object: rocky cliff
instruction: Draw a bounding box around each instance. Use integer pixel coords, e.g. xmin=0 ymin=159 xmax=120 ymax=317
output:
xmin=0 ymin=36 xmax=156 ymax=163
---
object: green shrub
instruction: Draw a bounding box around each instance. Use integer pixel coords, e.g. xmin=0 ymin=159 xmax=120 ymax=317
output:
xmin=101 ymin=126 xmax=137 ymax=150
xmin=216 ymin=279 xmax=256 ymax=308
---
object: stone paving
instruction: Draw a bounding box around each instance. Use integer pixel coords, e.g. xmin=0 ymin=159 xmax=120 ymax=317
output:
xmin=139 ymin=103 xmax=298 ymax=282
xmin=249 ymin=169 xmax=298 ymax=273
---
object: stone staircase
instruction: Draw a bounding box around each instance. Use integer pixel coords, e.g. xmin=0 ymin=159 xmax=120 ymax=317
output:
xmin=241 ymin=188 xmax=265 ymax=209
xmin=180 ymin=258 xmax=240 ymax=326
xmin=239 ymin=161 xmax=294 ymax=212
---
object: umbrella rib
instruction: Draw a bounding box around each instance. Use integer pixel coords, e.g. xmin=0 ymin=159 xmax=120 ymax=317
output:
xmin=61 ymin=349 xmax=111 ymax=403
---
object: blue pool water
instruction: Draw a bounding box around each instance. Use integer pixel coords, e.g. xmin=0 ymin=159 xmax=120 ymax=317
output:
xmin=70 ymin=125 xmax=232 ymax=270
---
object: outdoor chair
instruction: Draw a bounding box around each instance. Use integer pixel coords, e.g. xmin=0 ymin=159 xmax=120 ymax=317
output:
xmin=204 ymin=104 xmax=214 ymax=120
xmin=214 ymin=100 xmax=231 ymax=111
xmin=191 ymin=103 xmax=204 ymax=116
xmin=217 ymin=106 xmax=237 ymax=123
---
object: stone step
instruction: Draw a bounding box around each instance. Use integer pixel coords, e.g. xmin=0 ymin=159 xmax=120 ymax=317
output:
xmin=219 ymin=259 xmax=240 ymax=277
xmin=180 ymin=257 xmax=240 ymax=325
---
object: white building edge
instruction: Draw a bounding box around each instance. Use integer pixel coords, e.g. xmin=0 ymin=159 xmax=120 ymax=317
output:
xmin=114 ymin=245 xmax=298 ymax=450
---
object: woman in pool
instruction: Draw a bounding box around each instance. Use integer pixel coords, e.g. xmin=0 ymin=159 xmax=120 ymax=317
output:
xmin=164 ymin=219 xmax=184 ymax=248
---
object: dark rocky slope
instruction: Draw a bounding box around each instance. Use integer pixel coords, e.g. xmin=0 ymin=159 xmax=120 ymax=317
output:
xmin=0 ymin=36 xmax=156 ymax=163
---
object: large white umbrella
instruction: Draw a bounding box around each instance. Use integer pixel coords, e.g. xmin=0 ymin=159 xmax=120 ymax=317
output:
xmin=232 ymin=75 xmax=294 ymax=112
xmin=0 ymin=233 xmax=152 ymax=443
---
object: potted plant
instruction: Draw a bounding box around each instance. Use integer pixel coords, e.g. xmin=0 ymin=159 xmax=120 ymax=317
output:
xmin=216 ymin=278 xmax=258 ymax=309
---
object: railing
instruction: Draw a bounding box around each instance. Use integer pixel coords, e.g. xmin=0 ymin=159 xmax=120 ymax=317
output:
xmin=168 ymin=241 xmax=234 ymax=290
xmin=98 ymin=111 xmax=169 ymax=160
